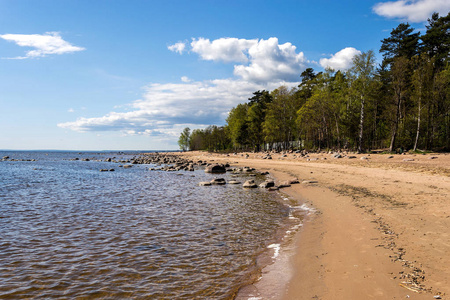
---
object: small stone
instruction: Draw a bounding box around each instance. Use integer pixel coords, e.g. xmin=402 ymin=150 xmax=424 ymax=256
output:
xmin=199 ymin=182 xmax=212 ymax=186
xmin=302 ymin=180 xmax=318 ymax=184
xmin=228 ymin=180 xmax=241 ymax=184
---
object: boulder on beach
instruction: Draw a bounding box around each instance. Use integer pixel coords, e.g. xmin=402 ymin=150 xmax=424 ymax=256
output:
xmin=205 ymin=164 xmax=226 ymax=173
xmin=278 ymin=183 xmax=291 ymax=188
xmin=243 ymin=180 xmax=257 ymax=188
xmin=259 ymin=180 xmax=275 ymax=188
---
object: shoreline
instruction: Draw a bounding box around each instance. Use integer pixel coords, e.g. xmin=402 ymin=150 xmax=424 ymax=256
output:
xmin=175 ymin=151 xmax=449 ymax=299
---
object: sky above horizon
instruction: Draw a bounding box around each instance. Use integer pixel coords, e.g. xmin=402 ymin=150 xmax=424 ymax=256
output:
xmin=1 ymin=0 xmax=449 ymax=150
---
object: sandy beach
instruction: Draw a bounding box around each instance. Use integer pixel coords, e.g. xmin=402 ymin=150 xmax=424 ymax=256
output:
xmin=176 ymin=151 xmax=449 ymax=299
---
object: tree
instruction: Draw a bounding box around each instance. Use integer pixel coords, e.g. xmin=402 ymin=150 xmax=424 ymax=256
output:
xmin=421 ymin=12 xmax=450 ymax=69
xmin=225 ymin=103 xmax=249 ymax=150
xmin=189 ymin=129 xmax=205 ymax=150
xmin=389 ymin=57 xmax=411 ymax=152
xmin=178 ymin=127 xmax=190 ymax=151
xmin=296 ymin=68 xmax=318 ymax=105
xmin=246 ymin=90 xmax=273 ymax=151
xmin=264 ymin=86 xmax=299 ymax=150
xmin=350 ymin=51 xmax=377 ymax=152
xmin=411 ymin=55 xmax=434 ymax=151
xmin=433 ymin=65 xmax=450 ymax=149
xmin=380 ymin=23 xmax=420 ymax=66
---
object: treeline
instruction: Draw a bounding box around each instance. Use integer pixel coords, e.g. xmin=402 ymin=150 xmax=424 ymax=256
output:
xmin=178 ymin=13 xmax=450 ymax=153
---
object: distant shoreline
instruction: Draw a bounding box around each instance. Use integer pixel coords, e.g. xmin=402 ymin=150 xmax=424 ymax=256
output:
xmin=175 ymin=150 xmax=449 ymax=299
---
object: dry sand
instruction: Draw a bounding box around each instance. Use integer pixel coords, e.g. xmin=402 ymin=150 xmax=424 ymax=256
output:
xmin=176 ymin=151 xmax=449 ymax=299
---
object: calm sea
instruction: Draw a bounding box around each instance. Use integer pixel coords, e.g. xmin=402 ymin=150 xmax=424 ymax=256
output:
xmin=0 ymin=151 xmax=303 ymax=299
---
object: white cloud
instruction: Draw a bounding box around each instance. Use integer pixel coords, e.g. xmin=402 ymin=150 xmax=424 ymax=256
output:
xmin=168 ymin=42 xmax=186 ymax=54
xmin=187 ymin=37 xmax=307 ymax=82
xmin=59 ymin=36 xmax=308 ymax=141
xmin=190 ymin=37 xmax=258 ymax=63
xmin=57 ymin=78 xmax=296 ymax=135
xmin=181 ymin=76 xmax=191 ymax=82
xmin=373 ymin=0 xmax=450 ymax=22
xmin=68 ymin=108 xmax=75 ymax=113
xmin=233 ymin=37 xmax=307 ymax=82
xmin=319 ymin=47 xmax=362 ymax=70
xmin=0 ymin=32 xmax=85 ymax=59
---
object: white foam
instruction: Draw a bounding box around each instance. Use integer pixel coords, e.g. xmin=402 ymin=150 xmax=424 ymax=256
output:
xmin=291 ymin=203 xmax=316 ymax=213
xmin=267 ymin=243 xmax=281 ymax=259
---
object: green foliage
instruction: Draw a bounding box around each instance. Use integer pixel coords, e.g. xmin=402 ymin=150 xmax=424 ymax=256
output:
xmin=185 ymin=12 xmax=449 ymax=153
xmin=178 ymin=127 xmax=190 ymax=151
xmin=188 ymin=126 xmax=230 ymax=151
xmin=226 ymin=103 xmax=249 ymax=149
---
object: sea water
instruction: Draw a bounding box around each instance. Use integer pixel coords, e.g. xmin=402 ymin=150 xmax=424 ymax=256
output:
xmin=0 ymin=151 xmax=304 ymax=299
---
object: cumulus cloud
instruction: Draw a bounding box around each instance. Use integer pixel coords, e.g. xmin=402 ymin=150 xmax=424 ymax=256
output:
xmin=0 ymin=32 xmax=85 ymax=59
xmin=233 ymin=37 xmax=307 ymax=82
xmin=60 ymin=36 xmax=311 ymax=140
xmin=190 ymin=37 xmax=257 ymax=63
xmin=187 ymin=37 xmax=307 ymax=82
xmin=168 ymin=42 xmax=186 ymax=54
xmin=373 ymin=0 xmax=450 ymax=22
xmin=319 ymin=47 xmax=362 ymax=70
xmin=57 ymin=78 xmax=295 ymax=135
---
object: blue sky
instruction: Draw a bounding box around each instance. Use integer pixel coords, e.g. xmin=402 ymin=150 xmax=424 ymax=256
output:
xmin=1 ymin=0 xmax=449 ymax=150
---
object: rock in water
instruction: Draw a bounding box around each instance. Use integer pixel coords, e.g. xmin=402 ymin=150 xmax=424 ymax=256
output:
xmin=228 ymin=180 xmax=241 ymax=184
xmin=210 ymin=178 xmax=226 ymax=185
xmin=243 ymin=180 xmax=257 ymax=188
xmin=205 ymin=164 xmax=226 ymax=173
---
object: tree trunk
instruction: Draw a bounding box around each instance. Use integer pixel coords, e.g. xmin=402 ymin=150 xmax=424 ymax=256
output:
xmin=413 ymin=93 xmax=422 ymax=151
xmin=389 ymin=95 xmax=402 ymax=152
xmin=358 ymin=96 xmax=365 ymax=153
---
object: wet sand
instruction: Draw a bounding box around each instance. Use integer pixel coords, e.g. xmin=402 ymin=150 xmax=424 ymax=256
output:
xmin=175 ymin=151 xmax=449 ymax=299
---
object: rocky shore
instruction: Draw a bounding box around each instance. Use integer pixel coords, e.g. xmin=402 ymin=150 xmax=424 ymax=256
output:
xmin=173 ymin=150 xmax=449 ymax=300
